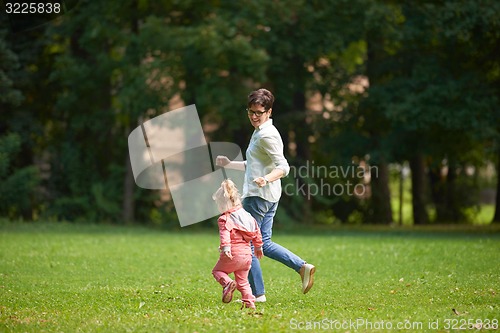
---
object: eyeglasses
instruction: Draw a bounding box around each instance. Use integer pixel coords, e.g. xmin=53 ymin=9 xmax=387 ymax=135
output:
xmin=246 ymin=108 xmax=269 ymax=117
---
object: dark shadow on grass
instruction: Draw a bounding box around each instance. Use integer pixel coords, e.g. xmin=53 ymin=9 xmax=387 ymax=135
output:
xmin=271 ymin=223 xmax=500 ymax=240
xmin=1 ymin=219 xmax=499 ymax=241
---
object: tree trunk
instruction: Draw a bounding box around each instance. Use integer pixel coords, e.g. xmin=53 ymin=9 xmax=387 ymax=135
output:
xmin=290 ymin=90 xmax=313 ymax=223
xmin=445 ymin=163 xmax=460 ymax=222
xmin=429 ymin=162 xmax=463 ymax=223
xmin=370 ymin=160 xmax=393 ymax=224
xmin=428 ymin=166 xmax=444 ymax=222
xmin=492 ymin=146 xmax=500 ymax=223
xmin=123 ymin=151 xmax=135 ymax=223
xmin=409 ymin=154 xmax=429 ymax=224
xmin=398 ymin=165 xmax=403 ymax=225
xmin=364 ymin=30 xmax=393 ymax=225
xmin=121 ymin=0 xmax=138 ymax=224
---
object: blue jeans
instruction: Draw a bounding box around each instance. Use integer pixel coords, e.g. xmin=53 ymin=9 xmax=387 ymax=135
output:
xmin=243 ymin=196 xmax=305 ymax=297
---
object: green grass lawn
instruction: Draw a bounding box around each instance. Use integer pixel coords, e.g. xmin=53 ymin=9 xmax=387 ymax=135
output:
xmin=1 ymin=222 xmax=499 ymax=332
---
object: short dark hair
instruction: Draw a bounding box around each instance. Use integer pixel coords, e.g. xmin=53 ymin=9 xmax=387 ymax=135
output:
xmin=247 ymin=88 xmax=274 ymax=110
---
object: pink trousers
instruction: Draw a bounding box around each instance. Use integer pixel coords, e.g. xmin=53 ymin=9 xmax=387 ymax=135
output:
xmin=212 ymin=248 xmax=254 ymax=307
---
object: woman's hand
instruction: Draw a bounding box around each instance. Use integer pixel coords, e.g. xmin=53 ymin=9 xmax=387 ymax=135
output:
xmin=216 ymin=155 xmax=231 ymax=167
xmin=253 ymin=176 xmax=268 ymax=188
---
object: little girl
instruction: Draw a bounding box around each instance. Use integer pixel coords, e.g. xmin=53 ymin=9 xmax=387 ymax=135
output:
xmin=212 ymin=179 xmax=263 ymax=309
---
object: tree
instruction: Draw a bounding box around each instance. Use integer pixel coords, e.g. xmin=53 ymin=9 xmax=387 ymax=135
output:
xmin=43 ymin=1 xmax=274 ymax=222
xmin=3 ymin=0 xmax=498 ymax=226
xmin=323 ymin=1 xmax=404 ymax=224
xmin=381 ymin=1 xmax=500 ymax=223
xmin=45 ymin=0 xmax=168 ymax=222
xmin=0 ymin=27 xmax=39 ymax=218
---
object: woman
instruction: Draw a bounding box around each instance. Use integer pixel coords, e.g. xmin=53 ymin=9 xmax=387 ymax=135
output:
xmin=216 ymin=88 xmax=315 ymax=302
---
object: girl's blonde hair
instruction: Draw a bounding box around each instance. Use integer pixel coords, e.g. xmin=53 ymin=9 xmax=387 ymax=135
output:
xmin=212 ymin=179 xmax=241 ymax=213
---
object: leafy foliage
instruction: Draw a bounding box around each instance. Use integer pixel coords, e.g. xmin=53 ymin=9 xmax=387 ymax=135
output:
xmin=0 ymin=134 xmax=39 ymax=218
xmin=1 ymin=0 xmax=498 ymax=224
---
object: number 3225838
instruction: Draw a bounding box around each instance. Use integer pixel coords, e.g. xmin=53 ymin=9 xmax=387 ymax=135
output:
xmin=6 ymin=2 xmax=61 ymax=14
xmin=444 ymin=318 xmax=498 ymax=330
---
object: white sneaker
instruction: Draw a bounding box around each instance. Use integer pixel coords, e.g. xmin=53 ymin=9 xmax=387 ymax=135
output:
xmin=255 ymin=295 xmax=267 ymax=303
xmin=236 ymin=295 xmax=266 ymax=303
xmin=299 ymin=264 xmax=316 ymax=294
